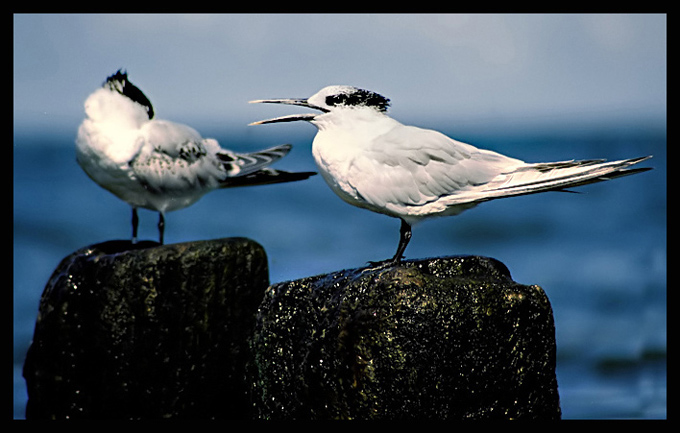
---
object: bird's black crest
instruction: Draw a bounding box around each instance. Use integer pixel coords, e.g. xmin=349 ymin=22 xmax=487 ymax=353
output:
xmin=105 ymin=69 xmax=155 ymax=119
xmin=325 ymin=88 xmax=390 ymax=112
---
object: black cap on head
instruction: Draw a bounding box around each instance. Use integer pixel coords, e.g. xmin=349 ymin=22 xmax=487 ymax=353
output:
xmin=324 ymin=87 xmax=391 ymax=112
xmin=105 ymin=69 xmax=155 ymax=119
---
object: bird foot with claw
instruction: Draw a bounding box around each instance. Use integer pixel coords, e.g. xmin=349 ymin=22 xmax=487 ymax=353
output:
xmin=365 ymin=256 xmax=403 ymax=272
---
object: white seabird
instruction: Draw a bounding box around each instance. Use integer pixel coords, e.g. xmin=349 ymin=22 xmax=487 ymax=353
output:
xmin=250 ymin=85 xmax=652 ymax=266
xmin=76 ymin=70 xmax=315 ymax=244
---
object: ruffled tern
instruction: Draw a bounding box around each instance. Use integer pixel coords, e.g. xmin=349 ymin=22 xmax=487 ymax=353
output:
xmin=76 ymin=70 xmax=315 ymax=244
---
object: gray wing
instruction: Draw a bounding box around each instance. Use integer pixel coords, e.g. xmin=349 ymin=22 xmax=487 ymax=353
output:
xmin=217 ymin=143 xmax=316 ymax=187
xmin=349 ymin=124 xmax=524 ymax=209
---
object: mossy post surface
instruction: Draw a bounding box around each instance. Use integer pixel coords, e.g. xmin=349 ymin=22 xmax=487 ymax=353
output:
xmin=251 ymin=256 xmax=561 ymax=420
xmin=24 ymin=240 xmax=560 ymax=420
xmin=23 ymin=238 xmax=268 ymax=420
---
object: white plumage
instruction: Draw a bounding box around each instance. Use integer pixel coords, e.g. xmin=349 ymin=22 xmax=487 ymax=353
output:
xmin=250 ymin=85 xmax=652 ymax=265
xmin=76 ymin=70 xmax=315 ymax=244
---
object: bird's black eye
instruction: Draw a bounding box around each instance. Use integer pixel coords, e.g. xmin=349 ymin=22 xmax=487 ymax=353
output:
xmin=325 ymin=89 xmax=390 ymax=112
xmin=325 ymin=94 xmax=347 ymax=107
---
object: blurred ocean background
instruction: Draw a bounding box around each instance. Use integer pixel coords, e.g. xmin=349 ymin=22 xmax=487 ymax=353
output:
xmin=14 ymin=14 xmax=666 ymax=419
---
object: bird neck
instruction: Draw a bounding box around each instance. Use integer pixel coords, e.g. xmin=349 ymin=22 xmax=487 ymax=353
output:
xmin=312 ymin=108 xmax=391 ymax=133
xmin=85 ymin=89 xmax=149 ymax=129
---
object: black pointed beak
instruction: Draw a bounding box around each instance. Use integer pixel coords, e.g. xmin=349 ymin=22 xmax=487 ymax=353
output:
xmin=248 ymin=97 xmax=327 ymax=125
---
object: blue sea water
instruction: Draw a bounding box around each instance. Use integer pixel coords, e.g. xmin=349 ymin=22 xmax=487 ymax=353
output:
xmin=13 ymin=124 xmax=666 ymax=419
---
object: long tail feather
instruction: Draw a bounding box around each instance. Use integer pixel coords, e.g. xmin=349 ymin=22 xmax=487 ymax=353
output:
xmin=217 ymin=144 xmax=295 ymax=177
xmin=219 ymin=169 xmax=316 ymax=188
xmin=485 ymin=156 xmax=652 ymax=198
xmin=442 ymin=156 xmax=653 ymax=206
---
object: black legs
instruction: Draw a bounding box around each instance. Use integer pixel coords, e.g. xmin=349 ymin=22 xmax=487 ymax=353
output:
xmin=158 ymin=212 xmax=165 ymax=245
xmin=130 ymin=208 xmax=165 ymax=245
xmin=368 ymin=218 xmax=412 ymax=268
xmin=391 ymin=218 xmax=412 ymax=264
xmin=132 ymin=208 xmax=139 ymax=244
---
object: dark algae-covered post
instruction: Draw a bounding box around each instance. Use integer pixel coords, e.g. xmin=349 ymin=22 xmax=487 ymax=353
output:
xmin=251 ymin=256 xmax=561 ymax=420
xmin=24 ymin=238 xmax=268 ymax=419
xmin=24 ymin=239 xmax=559 ymax=419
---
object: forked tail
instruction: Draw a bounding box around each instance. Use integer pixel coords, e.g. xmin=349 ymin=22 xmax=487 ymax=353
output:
xmin=486 ymin=156 xmax=652 ymax=198
xmin=447 ymin=155 xmax=654 ymax=205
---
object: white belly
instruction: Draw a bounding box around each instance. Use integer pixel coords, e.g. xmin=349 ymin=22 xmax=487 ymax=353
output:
xmin=311 ymin=131 xmax=398 ymax=219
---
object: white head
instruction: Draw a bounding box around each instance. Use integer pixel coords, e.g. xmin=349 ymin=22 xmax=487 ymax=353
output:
xmin=84 ymin=70 xmax=154 ymax=125
xmin=104 ymin=70 xmax=154 ymax=119
xmin=249 ymin=85 xmax=391 ymax=125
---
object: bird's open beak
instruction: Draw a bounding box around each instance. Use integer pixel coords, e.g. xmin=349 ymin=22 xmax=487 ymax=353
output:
xmin=248 ymin=98 xmax=327 ymax=125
